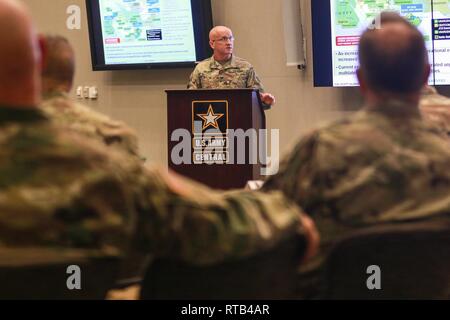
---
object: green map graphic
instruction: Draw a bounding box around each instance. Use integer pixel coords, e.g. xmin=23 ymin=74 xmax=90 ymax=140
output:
xmin=335 ymin=0 xmax=434 ymax=29
xmin=101 ymin=0 xmax=161 ymax=42
xmin=332 ymin=0 xmax=450 ymax=86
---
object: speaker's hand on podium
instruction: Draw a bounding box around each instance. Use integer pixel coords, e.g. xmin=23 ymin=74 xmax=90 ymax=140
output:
xmin=260 ymin=92 xmax=276 ymax=106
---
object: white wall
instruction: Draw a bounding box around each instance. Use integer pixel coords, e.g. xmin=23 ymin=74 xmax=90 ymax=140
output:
xmin=24 ymin=0 xmax=363 ymax=166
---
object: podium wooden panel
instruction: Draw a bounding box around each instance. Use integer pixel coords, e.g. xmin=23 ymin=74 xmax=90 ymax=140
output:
xmin=167 ymin=89 xmax=266 ymax=190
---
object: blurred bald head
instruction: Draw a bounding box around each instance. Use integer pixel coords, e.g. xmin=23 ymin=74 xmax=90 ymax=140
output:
xmin=0 ymin=0 xmax=42 ymax=107
xmin=358 ymin=12 xmax=429 ymax=97
xmin=42 ymin=35 xmax=75 ymax=96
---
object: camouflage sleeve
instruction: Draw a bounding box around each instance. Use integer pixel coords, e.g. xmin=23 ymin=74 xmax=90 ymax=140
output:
xmin=246 ymin=67 xmax=265 ymax=93
xmin=246 ymin=67 xmax=272 ymax=110
xmin=187 ymin=67 xmax=201 ymax=89
xmin=0 ymin=122 xmax=301 ymax=267
xmin=262 ymin=131 xmax=321 ymax=209
xmin=132 ymin=168 xmax=303 ymax=266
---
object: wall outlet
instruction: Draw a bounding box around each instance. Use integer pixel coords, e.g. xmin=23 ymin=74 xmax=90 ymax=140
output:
xmin=88 ymin=86 xmax=98 ymax=99
xmin=83 ymin=86 xmax=90 ymax=99
xmin=76 ymin=86 xmax=83 ymax=98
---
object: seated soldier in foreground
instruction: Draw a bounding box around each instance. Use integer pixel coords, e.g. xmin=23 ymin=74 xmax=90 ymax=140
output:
xmin=263 ymin=12 xmax=450 ymax=298
xmin=40 ymin=35 xmax=141 ymax=159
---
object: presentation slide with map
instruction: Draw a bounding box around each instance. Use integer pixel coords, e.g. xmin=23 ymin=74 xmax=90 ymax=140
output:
xmin=99 ymin=0 xmax=197 ymax=65
xmin=329 ymin=0 xmax=450 ymax=87
xmin=431 ymin=1 xmax=450 ymax=84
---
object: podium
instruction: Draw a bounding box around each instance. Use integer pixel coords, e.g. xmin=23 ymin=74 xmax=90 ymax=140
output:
xmin=167 ymin=89 xmax=266 ymax=190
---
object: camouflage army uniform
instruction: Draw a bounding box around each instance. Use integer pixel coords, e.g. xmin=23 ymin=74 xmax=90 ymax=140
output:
xmin=40 ymin=91 xmax=141 ymax=160
xmin=0 ymin=105 xmax=304 ymax=266
xmin=420 ymin=86 xmax=450 ymax=137
xmin=188 ymin=55 xmax=271 ymax=110
xmin=263 ymin=100 xmax=450 ymax=298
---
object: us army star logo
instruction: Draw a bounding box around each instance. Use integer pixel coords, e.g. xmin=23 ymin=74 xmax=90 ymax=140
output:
xmin=198 ymin=105 xmax=224 ymax=130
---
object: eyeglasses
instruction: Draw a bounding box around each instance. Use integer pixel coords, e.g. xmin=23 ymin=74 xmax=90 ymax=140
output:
xmin=213 ymin=36 xmax=235 ymax=43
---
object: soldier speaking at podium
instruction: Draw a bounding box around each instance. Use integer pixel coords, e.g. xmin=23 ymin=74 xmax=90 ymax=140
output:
xmin=187 ymin=26 xmax=275 ymax=110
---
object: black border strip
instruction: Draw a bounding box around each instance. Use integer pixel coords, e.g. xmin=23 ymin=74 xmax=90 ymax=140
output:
xmin=312 ymin=0 xmax=333 ymax=87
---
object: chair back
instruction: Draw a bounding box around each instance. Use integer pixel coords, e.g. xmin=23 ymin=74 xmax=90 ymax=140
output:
xmin=323 ymin=220 xmax=450 ymax=299
xmin=140 ymin=234 xmax=306 ymax=300
xmin=0 ymin=248 xmax=120 ymax=299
